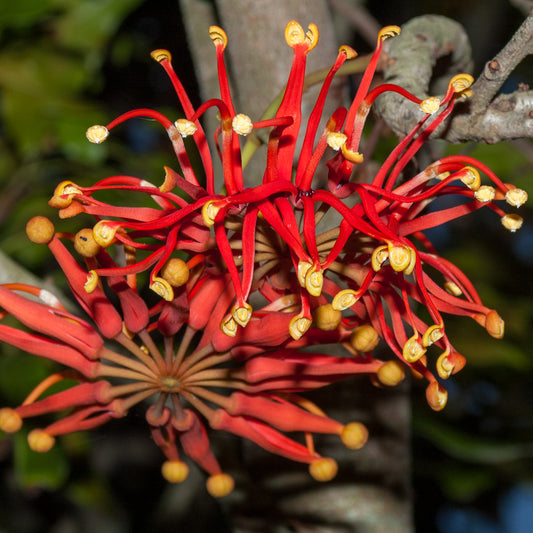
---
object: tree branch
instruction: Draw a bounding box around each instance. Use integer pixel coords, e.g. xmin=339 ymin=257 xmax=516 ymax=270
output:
xmin=376 ymin=13 xmax=533 ymax=143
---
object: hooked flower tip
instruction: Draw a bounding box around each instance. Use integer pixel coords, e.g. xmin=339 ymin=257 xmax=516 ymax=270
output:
xmin=289 ymin=315 xmax=312 ymax=341
xmin=284 ymin=20 xmax=319 ymax=51
xmin=378 ymin=25 xmax=401 ymax=41
xmin=150 ymin=49 xmax=172 ymax=62
xmin=449 ymin=73 xmax=474 ymax=94
xmin=209 ymin=26 xmax=228 ymax=50
xmin=150 ymin=277 xmax=175 ymax=302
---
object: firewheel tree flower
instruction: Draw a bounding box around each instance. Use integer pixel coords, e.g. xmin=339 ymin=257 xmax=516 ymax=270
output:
xmin=0 ymin=21 xmax=527 ymax=494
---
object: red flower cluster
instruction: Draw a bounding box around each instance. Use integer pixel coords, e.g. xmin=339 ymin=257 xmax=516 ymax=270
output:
xmin=0 ymin=21 xmax=526 ymax=496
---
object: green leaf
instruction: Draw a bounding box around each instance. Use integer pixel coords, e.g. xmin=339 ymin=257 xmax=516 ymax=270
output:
xmin=414 ymin=414 xmax=533 ymax=464
xmin=0 ymin=0 xmax=53 ymax=29
xmin=13 ymin=430 xmax=70 ymax=490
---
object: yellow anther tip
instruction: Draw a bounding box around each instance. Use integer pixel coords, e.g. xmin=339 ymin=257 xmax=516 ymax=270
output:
xmin=221 ymin=315 xmax=238 ymax=337
xmin=49 ymin=180 xmax=81 ymax=209
xmin=403 ymin=335 xmax=426 ymax=363
xmin=501 ymin=213 xmax=523 ymax=232
xmin=309 ymin=458 xmax=338 ymax=482
xmin=388 ymin=244 xmax=415 ymax=274
xmin=377 ymin=360 xmax=406 ymax=386
xmin=460 ymin=166 xmax=481 ymax=190
xmin=436 ymin=351 xmax=455 ymax=380
xmin=150 ymin=49 xmax=172 ymax=62
xmin=84 ymin=270 xmax=99 ymax=294
xmin=449 ymin=73 xmax=474 ymax=93
xmin=378 ymin=25 xmax=401 ymax=41
xmin=150 ymin=277 xmax=174 ymax=302
xmin=339 ymin=45 xmax=357 ymax=59
xmin=93 ymin=220 xmax=117 ymax=247
xmin=422 ymin=324 xmax=444 ymax=347
xmin=28 ymin=429 xmax=55 ymax=453
xmin=209 ymin=26 xmax=228 ymax=49
xmin=161 ymin=460 xmax=189 ymax=483
xmin=305 ymin=267 xmax=323 ymax=297
xmin=206 ymin=473 xmax=234 ymax=498
xmin=289 ymin=315 xmax=312 ymax=341
xmin=232 ymin=113 xmax=254 ymax=136
xmin=0 ymin=408 xmax=22 ymax=433
xmin=505 ymin=188 xmax=528 ymax=208
xmin=174 ymin=119 xmax=197 ymax=138
xmin=341 ymin=144 xmax=364 ymax=164
xmin=26 ymin=216 xmax=55 ymax=245
xmin=86 ymin=125 xmax=109 ymax=144
xmin=341 ymin=422 xmax=368 ymax=450
xmin=350 ymin=324 xmax=380 ymax=353
xmin=201 ymin=200 xmax=220 ymax=227
xmin=371 ymin=244 xmax=389 ymax=272
xmin=419 ymin=97 xmax=441 ymax=114
xmin=332 ymin=289 xmax=358 ymax=311
xmin=312 ymin=304 xmax=342 ymax=331
xmin=326 ymin=132 xmax=348 ymax=151
xmin=232 ymin=303 xmax=253 ymax=328
xmin=475 ymin=185 xmax=496 ymax=203
xmin=297 ymin=260 xmax=313 ymax=288
xmin=285 ymin=21 xmax=319 ymax=49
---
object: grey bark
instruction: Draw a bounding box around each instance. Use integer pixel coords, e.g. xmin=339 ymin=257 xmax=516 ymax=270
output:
xmin=178 ymin=1 xmax=413 ymax=532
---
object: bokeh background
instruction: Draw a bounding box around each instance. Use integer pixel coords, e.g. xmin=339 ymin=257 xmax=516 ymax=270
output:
xmin=1 ymin=1 xmax=532 ymax=532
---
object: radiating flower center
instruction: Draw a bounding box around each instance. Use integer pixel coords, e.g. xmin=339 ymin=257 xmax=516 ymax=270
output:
xmin=159 ymin=375 xmax=181 ymax=393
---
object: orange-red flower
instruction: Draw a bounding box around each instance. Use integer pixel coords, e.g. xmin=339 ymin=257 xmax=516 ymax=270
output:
xmin=0 ymin=20 xmax=526 ymax=495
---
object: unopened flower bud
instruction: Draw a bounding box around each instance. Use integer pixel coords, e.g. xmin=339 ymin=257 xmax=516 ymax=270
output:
xmin=28 ymin=429 xmax=55 ymax=453
xmin=341 ymin=422 xmax=368 ymax=449
xmin=0 ymin=408 xmax=22 ymax=433
xmin=377 ymin=360 xmax=406 ymax=386
xmin=160 ymin=258 xmax=190 ymax=288
xmin=312 ymin=304 xmax=342 ymax=331
xmin=161 ymin=460 xmax=189 ymax=483
xmin=206 ymin=473 xmax=234 ymax=497
xmin=26 ymin=216 xmax=55 ymax=245
xmin=74 ymin=228 xmax=101 ymax=258
xmin=350 ymin=324 xmax=379 ymax=352
xmin=309 ymin=458 xmax=338 ymax=482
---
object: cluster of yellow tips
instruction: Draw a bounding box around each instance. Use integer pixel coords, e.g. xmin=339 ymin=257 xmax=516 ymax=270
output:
xmin=371 ymin=243 xmax=416 ymax=275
